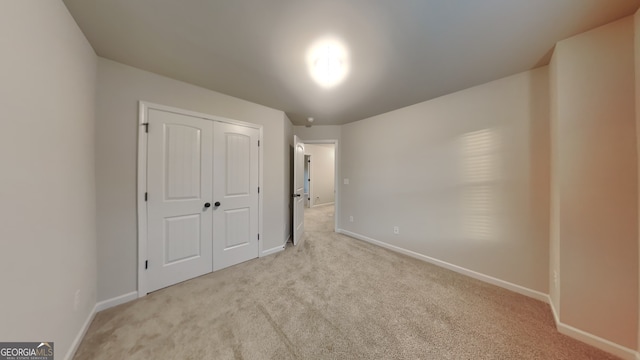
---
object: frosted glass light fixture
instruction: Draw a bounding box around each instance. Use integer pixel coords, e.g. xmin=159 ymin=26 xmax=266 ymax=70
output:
xmin=307 ymin=37 xmax=349 ymax=88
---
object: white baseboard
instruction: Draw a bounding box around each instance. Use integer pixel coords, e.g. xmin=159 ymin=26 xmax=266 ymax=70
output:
xmin=95 ymin=291 xmax=138 ymax=312
xmin=548 ymin=295 xmax=560 ymax=324
xmin=64 ymin=291 xmax=138 ymax=360
xmin=547 ymin=299 xmax=638 ymax=360
xmin=64 ymin=304 xmax=97 ymax=360
xmin=262 ymin=244 xmax=286 ymax=257
xmin=336 ymin=228 xmax=639 ymax=360
xmin=312 ymin=202 xmax=334 ymax=208
xmin=338 ymin=229 xmax=548 ymax=302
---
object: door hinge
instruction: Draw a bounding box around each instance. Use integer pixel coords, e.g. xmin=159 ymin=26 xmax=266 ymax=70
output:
xmin=145 ymin=260 xmax=148 ymax=269
xmin=142 ymin=123 xmax=149 ymax=133
xmin=257 ymin=234 xmax=260 ymax=241
xmin=257 ymin=187 xmax=260 ymax=194
xmin=258 ymin=140 xmax=260 ymax=147
xmin=145 ymin=192 xmax=148 ymax=201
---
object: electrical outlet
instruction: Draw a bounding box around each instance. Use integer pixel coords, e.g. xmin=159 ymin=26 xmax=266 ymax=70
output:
xmin=349 ymin=216 xmax=354 ymax=222
xmin=393 ymin=226 xmax=400 ymax=235
xmin=553 ymin=271 xmax=558 ymax=289
xmin=74 ymin=289 xmax=81 ymax=311
xmin=343 ymin=178 xmax=349 ymax=185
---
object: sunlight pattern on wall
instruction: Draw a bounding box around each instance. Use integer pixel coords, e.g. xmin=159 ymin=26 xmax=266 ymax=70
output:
xmin=459 ymin=128 xmax=501 ymax=241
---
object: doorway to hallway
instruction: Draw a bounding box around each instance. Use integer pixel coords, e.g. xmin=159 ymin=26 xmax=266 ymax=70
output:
xmin=291 ymin=138 xmax=339 ymax=241
xmin=303 ymin=143 xmax=335 ymax=208
xmin=304 ymin=204 xmax=335 ymax=233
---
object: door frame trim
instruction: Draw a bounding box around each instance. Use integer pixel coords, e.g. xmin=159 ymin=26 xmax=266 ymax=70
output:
xmin=137 ymin=101 xmax=264 ymax=298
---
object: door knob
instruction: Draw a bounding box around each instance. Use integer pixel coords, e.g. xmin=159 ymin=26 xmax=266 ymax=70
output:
xmin=204 ymin=202 xmax=211 ymax=208
xmin=214 ymin=201 xmax=221 ymax=207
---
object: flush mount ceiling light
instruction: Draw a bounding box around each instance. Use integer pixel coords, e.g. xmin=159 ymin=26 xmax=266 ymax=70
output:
xmin=307 ymin=37 xmax=349 ymax=88
xmin=306 ymin=117 xmax=314 ymax=128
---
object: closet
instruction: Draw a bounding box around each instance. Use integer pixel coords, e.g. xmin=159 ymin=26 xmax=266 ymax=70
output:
xmin=139 ymin=103 xmax=260 ymax=294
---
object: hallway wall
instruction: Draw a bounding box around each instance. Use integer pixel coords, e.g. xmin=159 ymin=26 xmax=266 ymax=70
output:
xmin=305 ymin=144 xmax=336 ymax=206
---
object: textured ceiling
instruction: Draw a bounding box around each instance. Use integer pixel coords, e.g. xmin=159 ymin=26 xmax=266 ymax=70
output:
xmin=64 ymin=0 xmax=639 ymax=125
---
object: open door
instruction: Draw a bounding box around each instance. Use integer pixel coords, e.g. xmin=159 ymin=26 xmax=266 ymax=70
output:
xmin=293 ymin=135 xmax=305 ymax=245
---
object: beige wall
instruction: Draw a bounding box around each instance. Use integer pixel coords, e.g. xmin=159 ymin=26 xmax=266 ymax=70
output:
xmin=552 ymin=17 xmax=638 ymax=348
xmin=305 ymin=144 xmax=336 ymax=206
xmin=0 ymin=1 xmax=98 ymax=358
xmin=340 ymin=67 xmax=550 ymax=293
xmin=548 ymin=46 xmax=561 ymax=317
xmin=294 ymin=125 xmax=342 ymax=142
xmin=635 ymin=8 xmax=640 ymax=353
xmin=96 ymin=58 xmax=289 ymax=302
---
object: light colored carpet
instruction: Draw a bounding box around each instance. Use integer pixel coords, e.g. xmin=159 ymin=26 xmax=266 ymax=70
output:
xmin=302 ymin=203 xmax=335 ymax=233
xmin=74 ymin=205 xmax=618 ymax=359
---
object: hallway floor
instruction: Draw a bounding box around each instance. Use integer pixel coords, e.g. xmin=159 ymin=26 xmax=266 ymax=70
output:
xmin=303 ymin=203 xmax=335 ymax=233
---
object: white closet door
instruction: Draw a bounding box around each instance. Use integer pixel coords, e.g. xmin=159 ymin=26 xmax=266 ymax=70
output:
xmin=212 ymin=122 xmax=260 ymax=271
xmin=146 ymin=109 xmax=213 ymax=293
